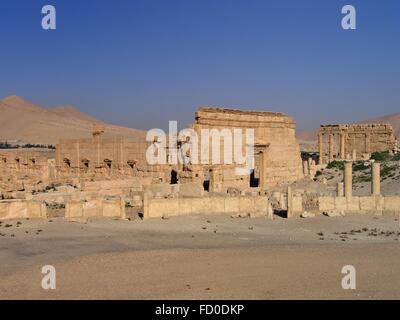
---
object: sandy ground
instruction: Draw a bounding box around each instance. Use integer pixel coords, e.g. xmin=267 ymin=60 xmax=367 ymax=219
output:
xmin=1 ymin=214 xmax=400 ymax=299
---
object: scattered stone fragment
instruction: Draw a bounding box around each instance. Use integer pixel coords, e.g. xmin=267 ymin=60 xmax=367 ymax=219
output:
xmin=322 ymin=210 xmax=345 ymax=217
xmin=301 ymin=211 xmax=315 ymax=218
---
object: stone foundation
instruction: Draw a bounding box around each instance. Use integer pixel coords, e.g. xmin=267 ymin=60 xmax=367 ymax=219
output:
xmin=143 ymin=194 xmax=273 ymax=219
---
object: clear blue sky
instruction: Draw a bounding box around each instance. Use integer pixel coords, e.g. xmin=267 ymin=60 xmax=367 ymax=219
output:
xmin=0 ymin=0 xmax=399 ymax=131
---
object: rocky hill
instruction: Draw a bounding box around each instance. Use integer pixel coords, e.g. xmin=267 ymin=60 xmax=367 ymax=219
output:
xmin=0 ymin=95 xmax=145 ymax=145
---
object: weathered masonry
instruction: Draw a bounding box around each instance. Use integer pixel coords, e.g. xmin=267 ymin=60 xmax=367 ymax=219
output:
xmin=318 ymin=124 xmax=398 ymax=164
xmin=54 ymin=107 xmax=304 ymax=190
xmin=188 ymin=107 xmax=304 ymax=189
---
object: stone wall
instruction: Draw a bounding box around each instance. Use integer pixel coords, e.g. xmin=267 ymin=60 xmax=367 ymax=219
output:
xmin=0 ymin=149 xmax=55 ymax=195
xmin=0 ymin=200 xmax=47 ymax=219
xmin=189 ymin=107 xmax=304 ymax=188
xmin=143 ymin=194 xmax=273 ymax=219
xmin=318 ymin=195 xmax=400 ymax=215
xmin=65 ymin=198 xmax=126 ymax=222
xmin=318 ymin=124 xmax=398 ymax=163
xmin=54 ymin=107 xmax=304 ymax=191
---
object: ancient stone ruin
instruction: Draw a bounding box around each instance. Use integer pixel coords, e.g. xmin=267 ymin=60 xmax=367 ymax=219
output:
xmin=1 ymin=107 xmax=399 ymax=222
xmin=318 ymin=124 xmax=398 ymax=164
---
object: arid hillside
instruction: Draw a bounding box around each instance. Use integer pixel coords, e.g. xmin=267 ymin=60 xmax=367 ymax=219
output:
xmin=0 ymin=95 xmax=145 ymax=145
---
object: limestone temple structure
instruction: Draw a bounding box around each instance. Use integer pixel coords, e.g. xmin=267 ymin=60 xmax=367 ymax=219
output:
xmin=54 ymin=107 xmax=304 ymax=190
xmin=318 ymin=124 xmax=398 ymax=164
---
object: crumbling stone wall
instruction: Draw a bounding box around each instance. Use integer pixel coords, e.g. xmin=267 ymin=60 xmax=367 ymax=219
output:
xmin=143 ymin=194 xmax=273 ymax=219
xmin=318 ymin=124 xmax=398 ymax=164
xmin=0 ymin=200 xmax=47 ymax=219
xmin=188 ymin=107 xmax=304 ymax=189
xmin=54 ymin=107 xmax=304 ymax=191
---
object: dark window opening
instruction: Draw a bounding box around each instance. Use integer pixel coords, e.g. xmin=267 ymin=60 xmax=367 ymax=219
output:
xmin=250 ymin=169 xmax=259 ymax=188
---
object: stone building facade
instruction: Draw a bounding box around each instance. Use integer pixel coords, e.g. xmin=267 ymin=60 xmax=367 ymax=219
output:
xmin=187 ymin=107 xmax=304 ymax=189
xmin=53 ymin=107 xmax=304 ymax=190
xmin=318 ymin=124 xmax=398 ymax=164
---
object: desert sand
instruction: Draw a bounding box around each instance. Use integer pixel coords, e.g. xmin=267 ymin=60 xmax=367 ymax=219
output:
xmin=1 ymin=214 xmax=399 ymax=300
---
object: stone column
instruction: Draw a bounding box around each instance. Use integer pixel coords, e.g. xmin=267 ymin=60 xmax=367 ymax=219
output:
xmin=328 ymin=134 xmax=333 ymax=162
xmin=344 ymin=161 xmax=352 ymax=198
xmin=259 ymin=151 xmax=266 ymax=190
xmin=302 ymin=160 xmax=308 ymax=176
xmin=287 ymin=186 xmax=293 ymax=219
xmin=372 ymin=162 xmax=381 ymax=196
xmin=337 ymin=182 xmax=344 ymax=197
xmin=96 ymin=136 xmax=101 ymax=167
xmin=318 ymin=133 xmax=324 ymax=164
xmin=209 ymin=169 xmax=216 ymax=192
xmin=340 ymin=133 xmax=345 ymax=159
xmin=365 ymin=133 xmax=370 ymax=154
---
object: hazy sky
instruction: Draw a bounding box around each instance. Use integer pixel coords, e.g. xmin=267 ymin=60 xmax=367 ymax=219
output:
xmin=0 ymin=0 xmax=399 ymax=131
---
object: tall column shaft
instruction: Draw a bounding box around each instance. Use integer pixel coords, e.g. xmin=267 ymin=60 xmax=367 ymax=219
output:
xmin=318 ymin=133 xmax=324 ymax=164
xmin=287 ymin=186 xmax=293 ymax=218
xmin=372 ymin=162 xmax=381 ymax=196
xmin=344 ymin=161 xmax=352 ymax=198
xmin=328 ymin=134 xmax=333 ymax=162
xmin=337 ymin=182 xmax=344 ymax=197
xmin=259 ymin=151 xmax=266 ymax=190
xmin=365 ymin=133 xmax=370 ymax=154
xmin=340 ymin=133 xmax=345 ymax=159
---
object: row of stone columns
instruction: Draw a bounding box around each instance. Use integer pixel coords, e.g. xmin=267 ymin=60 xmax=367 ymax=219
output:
xmin=319 ymin=132 xmax=347 ymax=164
xmin=320 ymin=131 xmax=373 ymax=164
xmin=339 ymin=161 xmax=380 ymax=198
